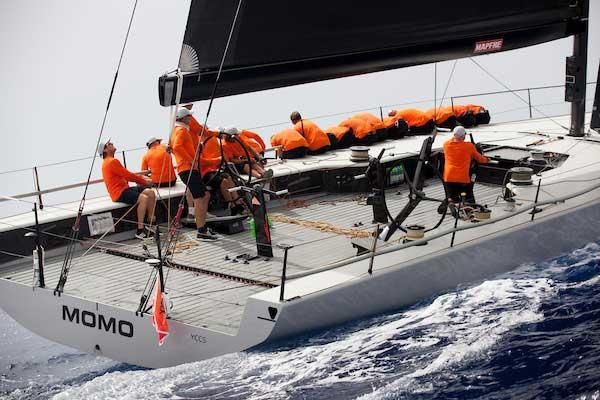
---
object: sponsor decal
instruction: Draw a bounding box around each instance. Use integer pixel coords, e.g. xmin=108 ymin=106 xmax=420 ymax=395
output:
xmin=474 ymin=38 xmax=504 ymax=54
xmin=190 ymin=333 xmax=207 ymax=344
xmin=62 ymin=305 xmax=134 ymax=337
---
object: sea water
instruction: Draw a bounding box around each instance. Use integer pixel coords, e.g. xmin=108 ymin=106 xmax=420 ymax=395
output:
xmin=1 ymin=242 xmax=600 ymax=400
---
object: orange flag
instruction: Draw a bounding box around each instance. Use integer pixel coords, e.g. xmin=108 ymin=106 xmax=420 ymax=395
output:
xmin=151 ymin=279 xmax=169 ymax=346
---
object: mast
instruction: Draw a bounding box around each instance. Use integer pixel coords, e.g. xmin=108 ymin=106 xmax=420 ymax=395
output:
xmin=567 ymin=0 xmax=589 ymax=137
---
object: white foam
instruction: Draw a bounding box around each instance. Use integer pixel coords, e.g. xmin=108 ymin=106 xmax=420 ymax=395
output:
xmin=53 ymin=277 xmax=554 ymax=400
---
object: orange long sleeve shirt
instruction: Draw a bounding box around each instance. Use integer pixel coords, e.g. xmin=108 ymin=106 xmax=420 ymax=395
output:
xmin=443 ymin=139 xmax=489 ymax=183
xmin=339 ymin=118 xmax=372 ymax=139
xmin=199 ymin=133 xmax=222 ymax=176
xmin=141 ymin=144 xmax=176 ymax=184
xmin=325 ymin=125 xmax=351 ymax=141
xmin=394 ymin=109 xmax=431 ymax=128
xmin=240 ymin=129 xmax=266 ymax=152
xmin=171 ymin=123 xmax=198 ymax=174
xmin=102 ymin=156 xmax=146 ymax=201
xmin=353 ymin=112 xmax=385 ymax=131
xmin=270 ymin=128 xmax=309 ymax=151
xmin=293 ymin=119 xmax=330 ymax=151
xmin=426 ymin=107 xmax=455 ymax=124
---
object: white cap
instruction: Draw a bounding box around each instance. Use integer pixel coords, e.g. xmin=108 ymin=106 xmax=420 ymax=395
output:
xmin=225 ymin=126 xmax=240 ymax=135
xmin=176 ymin=108 xmax=193 ymax=120
xmin=97 ymin=138 xmax=111 ymax=157
xmin=146 ymin=136 xmax=161 ymax=148
xmin=453 ymin=125 xmax=466 ymax=139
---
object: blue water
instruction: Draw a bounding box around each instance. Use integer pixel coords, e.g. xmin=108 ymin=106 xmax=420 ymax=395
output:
xmin=2 ymin=243 xmax=600 ymax=400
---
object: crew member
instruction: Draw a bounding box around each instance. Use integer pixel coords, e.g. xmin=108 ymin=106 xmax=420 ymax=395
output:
xmin=290 ymin=111 xmax=330 ymax=155
xmin=170 ymin=108 xmax=216 ymax=241
xmin=442 ymin=126 xmax=489 ymax=204
xmin=222 ymin=127 xmax=272 ymax=179
xmin=141 ymin=137 xmax=176 ymax=187
xmin=98 ymin=139 xmax=155 ymax=239
xmin=388 ymin=108 xmax=433 ymax=134
xmin=339 ymin=117 xmax=376 ymax=144
xmin=200 ymin=129 xmax=246 ymax=216
xmin=270 ymin=128 xmax=309 ymax=159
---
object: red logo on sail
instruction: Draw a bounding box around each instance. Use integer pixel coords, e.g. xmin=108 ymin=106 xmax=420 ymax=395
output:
xmin=152 ymin=279 xmax=169 ymax=346
xmin=474 ymin=39 xmax=504 ymax=54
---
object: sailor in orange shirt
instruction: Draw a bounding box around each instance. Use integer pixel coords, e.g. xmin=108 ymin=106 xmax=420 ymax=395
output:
xmin=98 ymin=139 xmax=155 ymax=239
xmin=270 ymin=128 xmax=309 ymax=159
xmin=442 ymin=126 xmax=489 ymax=204
xmin=339 ymin=117 xmax=376 ymax=144
xmin=171 ymin=108 xmax=216 ymax=241
xmin=324 ymin=125 xmax=353 ymax=149
xmin=425 ymin=107 xmax=457 ymax=129
xmin=141 ymin=137 xmax=176 ymax=187
xmin=222 ymin=127 xmax=271 ymax=179
xmin=290 ymin=111 xmax=330 ymax=155
xmin=389 ymin=109 xmax=434 ymax=134
xmin=352 ymin=112 xmax=387 ymax=140
xmin=449 ymin=105 xmax=476 ymax=128
xmin=200 ymin=129 xmax=246 ymax=215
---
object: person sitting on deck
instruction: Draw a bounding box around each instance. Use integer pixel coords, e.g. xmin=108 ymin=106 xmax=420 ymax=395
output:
xmin=222 ymin=127 xmax=272 ymax=179
xmin=352 ymin=112 xmax=387 ymax=141
xmin=442 ymin=126 xmax=489 ymax=204
xmin=270 ymin=128 xmax=309 ymax=159
xmin=290 ymin=111 xmax=330 ymax=155
xmin=141 ymin=137 xmax=177 ymax=187
xmin=170 ymin=107 xmax=217 ymax=241
xmin=98 ymin=139 xmax=155 ymax=239
xmin=201 ymin=129 xmax=247 ymax=216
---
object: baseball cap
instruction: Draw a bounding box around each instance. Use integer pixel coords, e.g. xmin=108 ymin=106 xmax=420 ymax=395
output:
xmin=453 ymin=125 xmax=466 ymax=138
xmin=97 ymin=138 xmax=111 ymax=157
xmin=146 ymin=137 xmax=162 ymax=148
xmin=225 ymin=126 xmax=240 ymax=135
xmin=176 ymin=108 xmax=193 ymax=120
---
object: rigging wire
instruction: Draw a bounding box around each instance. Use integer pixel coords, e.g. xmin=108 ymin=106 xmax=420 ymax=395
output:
xmin=468 ymin=57 xmax=570 ymax=131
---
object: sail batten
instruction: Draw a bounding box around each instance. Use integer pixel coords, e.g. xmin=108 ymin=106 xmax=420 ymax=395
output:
xmin=159 ymin=0 xmax=585 ymax=105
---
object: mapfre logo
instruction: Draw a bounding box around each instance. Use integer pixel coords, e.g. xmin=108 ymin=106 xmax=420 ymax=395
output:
xmin=474 ymin=39 xmax=504 ymax=54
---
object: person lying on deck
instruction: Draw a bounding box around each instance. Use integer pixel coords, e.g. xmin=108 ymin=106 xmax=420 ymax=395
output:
xmin=98 ymin=139 xmax=156 ymax=240
xmin=270 ymin=128 xmax=309 ymax=159
xmin=290 ymin=111 xmax=331 ymax=155
xmin=141 ymin=137 xmax=176 ymax=187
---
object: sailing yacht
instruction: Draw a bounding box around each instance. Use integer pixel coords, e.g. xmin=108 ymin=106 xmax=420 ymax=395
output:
xmin=0 ymin=0 xmax=599 ymax=368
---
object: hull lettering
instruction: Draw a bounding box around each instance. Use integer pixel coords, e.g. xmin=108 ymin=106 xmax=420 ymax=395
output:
xmin=62 ymin=305 xmax=134 ymax=338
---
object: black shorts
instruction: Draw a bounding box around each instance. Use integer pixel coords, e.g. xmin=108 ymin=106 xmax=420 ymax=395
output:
xmin=116 ymin=187 xmax=141 ymax=205
xmin=445 ymin=182 xmax=475 ymax=204
xmin=178 ymin=169 xmax=207 ymax=199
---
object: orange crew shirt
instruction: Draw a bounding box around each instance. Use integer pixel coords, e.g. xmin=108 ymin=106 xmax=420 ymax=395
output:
xmin=240 ymin=129 xmax=266 ymax=152
xmin=339 ymin=117 xmax=372 ymax=139
xmin=270 ymin=128 xmax=309 ymax=151
xmin=199 ymin=132 xmax=222 ymax=176
xmin=293 ymin=119 xmax=330 ymax=151
xmin=394 ymin=108 xmax=431 ymax=128
xmin=442 ymin=139 xmax=489 ymax=183
xmin=426 ymin=107 xmax=455 ymax=124
xmin=102 ymin=156 xmax=146 ymax=201
xmin=141 ymin=144 xmax=176 ymax=184
xmin=325 ymin=125 xmax=352 ymax=141
xmin=449 ymin=105 xmax=469 ymax=117
xmin=223 ymin=135 xmax=262 ymax=161
xmin=353 ymin=112 xmax=385 ymax=131
xmin=171 ymin=123 xmax=199 ymax=174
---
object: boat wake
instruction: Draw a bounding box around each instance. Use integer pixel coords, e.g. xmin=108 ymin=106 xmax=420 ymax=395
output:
xmin=3 ymin=243 xmax=600 ymax=400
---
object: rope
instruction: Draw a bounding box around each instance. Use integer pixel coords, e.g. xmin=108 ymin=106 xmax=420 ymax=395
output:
xmin=269 ymin=214 xmax=372 ymax=238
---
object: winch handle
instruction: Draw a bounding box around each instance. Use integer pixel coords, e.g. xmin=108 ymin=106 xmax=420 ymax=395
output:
xmin=353 ymin=174 xmax=366 ymax=180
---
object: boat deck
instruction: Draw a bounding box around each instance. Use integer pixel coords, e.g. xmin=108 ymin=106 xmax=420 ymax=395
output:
xmin=0 ymin=181 xmax=502 ymax=335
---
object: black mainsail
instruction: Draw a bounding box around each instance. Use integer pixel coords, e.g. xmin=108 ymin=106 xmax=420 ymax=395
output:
xmin=159 ymin=0 xmax=586 ymax=106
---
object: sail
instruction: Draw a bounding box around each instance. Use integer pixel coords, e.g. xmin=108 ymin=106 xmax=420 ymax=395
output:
xmin=159 ymin=0 xmax=586 ymax=105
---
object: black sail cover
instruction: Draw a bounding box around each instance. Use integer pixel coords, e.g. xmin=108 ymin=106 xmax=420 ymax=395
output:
xmin=158 ymin=0 xmax=586 ymax=105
